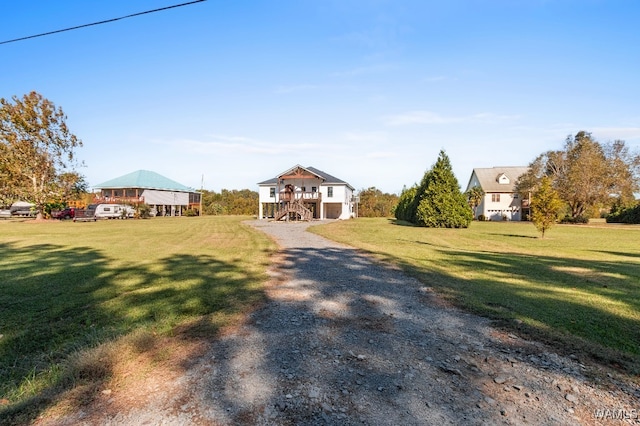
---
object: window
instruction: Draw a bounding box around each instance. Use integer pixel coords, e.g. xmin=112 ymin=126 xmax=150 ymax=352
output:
xmin=269 ymin=187 xmax=275 ymax=198
xmin=497 ymin=173 xmax=510 ymax=184
xmin=327 ymin=187 xmax=334 ymax=197
xmin=301 ymin=186 xmax=306 ymax=192
xmin=492 ymin=194 xmax=500 ymax=202
xmin=312 ymin=186 xmax=317 ymax=193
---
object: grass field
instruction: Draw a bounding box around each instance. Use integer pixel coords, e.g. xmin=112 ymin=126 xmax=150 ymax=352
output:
xmin=0 ymin=216 xmax=276 ymax=421
xmin=310 ymin=218 xmax=640 ymax=374
xmin=2 ymin=215 xmax=639 ymax=421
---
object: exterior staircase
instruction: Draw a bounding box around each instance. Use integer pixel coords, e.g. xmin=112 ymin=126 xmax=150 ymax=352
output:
xmin=275 ymin=199 xmax=313 ymax=221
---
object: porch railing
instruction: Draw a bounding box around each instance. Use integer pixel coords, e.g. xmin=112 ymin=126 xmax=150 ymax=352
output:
xmin=278 ymin=191 xmax=321 ymax=202
xmin=93 ymin=196 xmax=145 ymax=205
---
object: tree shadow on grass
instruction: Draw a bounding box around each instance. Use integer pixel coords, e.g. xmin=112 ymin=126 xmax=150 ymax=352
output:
xmin=196 ymin=240 xmax=640 ymax=424
xmin=0 ymin=242 xmax=263 ymax=424
xmin=487 ymin=232 xmax=539 ymax=239
xmin=593 ymin=250 xmax=640 ymax=259
xmin=381 ymin=245 xmax=640 ymax=372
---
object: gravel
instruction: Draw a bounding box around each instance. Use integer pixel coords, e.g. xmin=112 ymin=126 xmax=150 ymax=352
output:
xmin=48 ymin=220 xmax=640 ymax=425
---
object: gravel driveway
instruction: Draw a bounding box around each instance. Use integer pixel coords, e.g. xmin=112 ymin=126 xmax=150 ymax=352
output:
xmin=51 ymin=220 xmax=639 ymax=425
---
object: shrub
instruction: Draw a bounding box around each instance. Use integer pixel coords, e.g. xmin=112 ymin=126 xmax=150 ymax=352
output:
xmin=606 ymin=203 xmax=640 ymax=224
xmin=184 ymin=208 xmax=198 ymax=217
xmin=559 ymin=215 xmax=589 ymax=224
xmin=136 ymin=203 xmax=152 ymax=219
xmin=394 ymin=186 xmax=417 ymax=223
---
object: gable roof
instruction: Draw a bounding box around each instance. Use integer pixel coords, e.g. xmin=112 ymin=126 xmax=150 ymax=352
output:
xmin=258 ymin=164 xmax=354 ymax=189
xmin=468 ymin=166 xmax=529 ymax=193
xmin=94 ymin=170 xmax=195 ymax=192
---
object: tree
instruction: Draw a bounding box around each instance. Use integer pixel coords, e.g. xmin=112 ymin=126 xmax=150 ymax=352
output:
xmin=395 ymin=150 xmax=472 ymax=228
xmin=416 ymin=150 xmax=473 ymax=228
xmin=605 ymin=139 xmax=640 ymax=207
xmin=394 ymin=185 xmax=417 ymax=223
xmin=0 ymin=92 xmax=83 ymax=219
xmin=464 ymin=185 xmax=485 ymax=219
xmin=516 ymin=131 xmax=640 ymax=219
xmin=530 ymin=176 xmax=563 ymax=238
xmin=357 ymin=187 xmax=399 ymax=217
xmin=201 ymin=189 xmax=258 ymax=215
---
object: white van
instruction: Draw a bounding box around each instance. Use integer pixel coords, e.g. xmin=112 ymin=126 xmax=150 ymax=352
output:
xmin=94 ymin=204 xmax=135 ymax=219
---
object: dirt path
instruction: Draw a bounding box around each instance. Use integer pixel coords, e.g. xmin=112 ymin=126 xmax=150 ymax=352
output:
xmin=44 ymin=221 xmax=639 ymax=425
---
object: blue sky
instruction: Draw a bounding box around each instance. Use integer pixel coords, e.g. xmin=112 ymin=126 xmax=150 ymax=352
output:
xmin=2 ymin=0 xmax=639 ymax=193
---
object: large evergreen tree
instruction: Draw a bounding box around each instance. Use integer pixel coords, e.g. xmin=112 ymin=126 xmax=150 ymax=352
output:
xmin=395 ymin=150 xmax=472 ymax=228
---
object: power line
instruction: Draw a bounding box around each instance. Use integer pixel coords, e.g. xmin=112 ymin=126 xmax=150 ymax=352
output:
xmin=0 ymin=0 xmax=207 ymax=45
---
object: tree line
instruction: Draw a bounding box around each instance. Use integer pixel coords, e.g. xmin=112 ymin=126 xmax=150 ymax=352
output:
xmin=355 ymin=187 xmax=398 ymax=218
xmin=4 ymin=92 xmax=639 ymax=227
xmin=201 ymin=189 xmax=258 ymax=215
xmin=515 ymin=131 xmax=640 ymax=225
xmin=201 ymin=188 xmax=400 ymax=218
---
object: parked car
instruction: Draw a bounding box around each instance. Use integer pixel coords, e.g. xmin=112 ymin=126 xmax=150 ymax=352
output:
xmin=0 ymin=209 xmax=11 ymax=219
xmin=51 ymin=207 xmax=76 ymax=220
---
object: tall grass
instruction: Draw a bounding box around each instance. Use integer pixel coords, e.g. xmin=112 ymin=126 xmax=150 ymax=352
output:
xmin=310 ymin=219 xmax=640 ymax=373
xmin=0 ymin=216 xmax=275 ymax=422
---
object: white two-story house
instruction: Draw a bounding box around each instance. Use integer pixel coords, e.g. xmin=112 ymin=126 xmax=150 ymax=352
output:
xmin=258 ymin=165 xmax=355 ymax=220
xmin=465 ymin=166 xmax=530 ymax=221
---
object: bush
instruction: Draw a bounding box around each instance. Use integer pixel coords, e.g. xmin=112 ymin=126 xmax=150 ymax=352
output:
xmin=184 ymin=208 xmax=198 ymax=217
xmin=136 ymin=203 xmax=152 ymax=219
xmin=606 ymin=203 xmax=640 ymax=224
xmin=394 ymin=186 xmax=418 ymax=223
xmin=559 ymin=215 xmax=589 ymax=224
xmin=478 ymin=214 xmax=486 ymax=221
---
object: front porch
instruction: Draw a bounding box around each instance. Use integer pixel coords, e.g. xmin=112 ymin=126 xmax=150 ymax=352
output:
xmin=264 ymin=189 xmax=322 ymax=221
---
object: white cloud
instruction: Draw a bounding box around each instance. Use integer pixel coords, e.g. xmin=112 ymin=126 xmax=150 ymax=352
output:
xmin=591 ymin=127 xmax=640 ymax=142
xmin=341 ymin=131 xmax=387 ymax=143
xmin=423 ymin=75 xmax=449 ymax=83
xmin=154 ymin=135 xmax=320 ymax=156
xmin=331 ymin=63 xmax=396 ymax=77
xmin=274 ymin=84 xmax=321 ymax=94
xmin=383 ymin=110 xmax=520 ymax=126
xmin=366 ymin=151 xmax=397 ymax=159
xmin=384 ymin=110 xmax=452 ymax=125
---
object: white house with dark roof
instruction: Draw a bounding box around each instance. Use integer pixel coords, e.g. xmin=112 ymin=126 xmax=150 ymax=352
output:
xmin=93 ymin=170 xmax=201 ymax=216
xmin=465 ymin=166 xmax=530 ymax=221
xmin=258 ymin=165 xmax=355 ymax=220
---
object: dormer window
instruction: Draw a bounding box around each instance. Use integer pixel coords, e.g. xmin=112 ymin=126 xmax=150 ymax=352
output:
xmin=497 ymin=173 xmax=510 ymax=184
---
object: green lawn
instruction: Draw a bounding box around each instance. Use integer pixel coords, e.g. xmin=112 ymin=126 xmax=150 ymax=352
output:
xmin=0 ymin=216 xmax=275 ymax=420
xmin=2 ymin=215 xmax=638 ymax=421
xmin=310 ymin=218 xmax=640 ymax=374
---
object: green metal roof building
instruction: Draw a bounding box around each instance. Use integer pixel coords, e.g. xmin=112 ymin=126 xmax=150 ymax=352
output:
xmin=94 ymin=170 xmax=201 ymax=216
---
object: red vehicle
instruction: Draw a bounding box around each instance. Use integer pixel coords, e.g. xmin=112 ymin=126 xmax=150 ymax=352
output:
xmin=52 ymin=207 xmax=76 ymax=220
